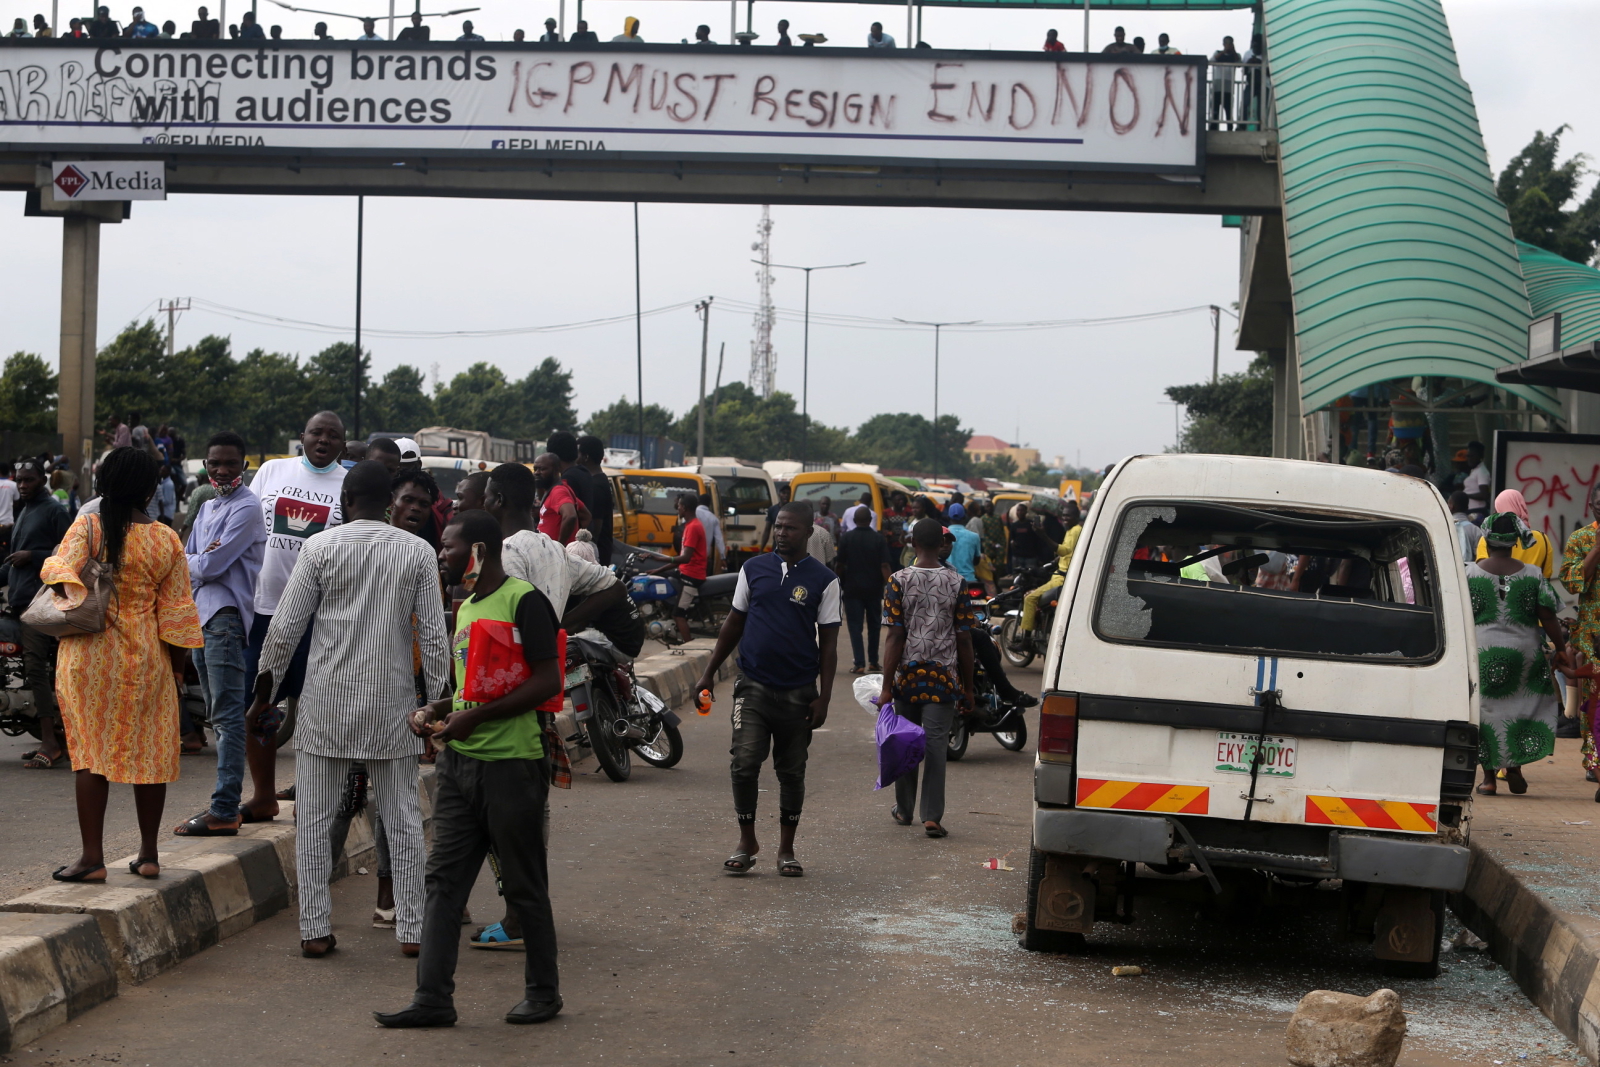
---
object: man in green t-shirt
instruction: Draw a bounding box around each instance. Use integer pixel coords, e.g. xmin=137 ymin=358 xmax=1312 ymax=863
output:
xmin=375 ymin=509 xmax=565 ymax=1029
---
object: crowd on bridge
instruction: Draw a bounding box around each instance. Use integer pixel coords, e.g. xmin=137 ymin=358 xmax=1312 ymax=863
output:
xmin=5 ymin=3 xmax=1260 ymax=69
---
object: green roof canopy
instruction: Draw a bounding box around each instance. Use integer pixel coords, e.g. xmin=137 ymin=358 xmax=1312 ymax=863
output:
xmin=776 ymin=0 xmax=1254 ymax=8
xmin=1264 ymin=0 xmax=1558 ymax=416
xmin=1519 ymin=240 xmax=1600 ymax=350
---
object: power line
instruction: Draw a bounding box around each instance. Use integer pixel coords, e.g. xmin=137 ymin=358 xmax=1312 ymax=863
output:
xmin=174 ymin=296 xmax=1233 ymax=343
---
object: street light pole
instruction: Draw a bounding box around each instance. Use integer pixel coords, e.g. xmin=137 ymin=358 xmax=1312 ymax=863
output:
xmin=1211 ymin=304 xmax=1221 ymax=384
xmin=896 ymin=317 xmax=978 ymax=479
xmin=695 ymin=297 xmax=713 ymax=465
xmin=353 ymin=194 xmax=364 ymax=440
xmin=763 ymin=259 xmax=864 ymax=468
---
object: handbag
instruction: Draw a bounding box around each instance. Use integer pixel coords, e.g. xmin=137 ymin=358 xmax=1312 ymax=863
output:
xmin=20 ymin=516 xmax=115 ymax=638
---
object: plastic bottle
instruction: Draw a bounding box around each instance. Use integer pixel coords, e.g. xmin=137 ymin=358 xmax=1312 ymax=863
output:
xmin=695 ymin=689 xmax=713 ymax=716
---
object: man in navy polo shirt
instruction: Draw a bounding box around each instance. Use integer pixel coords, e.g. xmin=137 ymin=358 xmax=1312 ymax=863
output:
xmin=694 ymin=502 xmax=840 ymax=879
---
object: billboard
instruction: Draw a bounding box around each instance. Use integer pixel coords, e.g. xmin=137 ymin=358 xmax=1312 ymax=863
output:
xmin=1494 ymin=431 xmax=1600 ymax=552
xmin=0 ymin=43 xmax=1205 ymax=171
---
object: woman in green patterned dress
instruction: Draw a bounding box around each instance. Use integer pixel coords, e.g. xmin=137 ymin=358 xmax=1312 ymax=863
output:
xmin=1470 ymin=512 xmax=1570 ymax=796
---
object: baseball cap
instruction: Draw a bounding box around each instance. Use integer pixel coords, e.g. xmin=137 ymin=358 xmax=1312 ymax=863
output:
xmin=394 ymin=437 xmax=421 ymax=462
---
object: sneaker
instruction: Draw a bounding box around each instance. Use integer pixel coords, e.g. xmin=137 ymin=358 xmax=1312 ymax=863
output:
xmin=372 ymin=907 xmax=396 ymax=929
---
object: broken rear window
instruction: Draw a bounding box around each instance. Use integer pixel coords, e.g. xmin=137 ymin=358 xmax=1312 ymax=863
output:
xmin=1092 ymin=501 xmax=1441 ymax=662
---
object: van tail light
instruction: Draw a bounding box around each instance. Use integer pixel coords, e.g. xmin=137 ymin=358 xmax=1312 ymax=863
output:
xmin=1038 ymin=692 xmax=1079 ymax=763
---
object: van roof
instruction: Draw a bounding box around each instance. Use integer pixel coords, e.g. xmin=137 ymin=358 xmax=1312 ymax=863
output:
xmin=1105 ymin=455 xmax=1449 ymax=521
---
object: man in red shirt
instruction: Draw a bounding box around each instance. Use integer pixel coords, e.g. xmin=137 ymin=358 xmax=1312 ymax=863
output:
xmin=533 ymin=453 xmax=583 ymax=544
xmin=660 ymin=492 xmax=708 ymax=643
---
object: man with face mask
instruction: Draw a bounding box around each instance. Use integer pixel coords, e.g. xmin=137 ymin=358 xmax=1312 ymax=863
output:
xmin=172 ymin=432 xmax=267 ymax=836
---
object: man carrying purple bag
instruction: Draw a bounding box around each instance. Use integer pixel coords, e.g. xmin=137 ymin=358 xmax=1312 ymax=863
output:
xmin=877 ymin=518 xmax=975 ymax=838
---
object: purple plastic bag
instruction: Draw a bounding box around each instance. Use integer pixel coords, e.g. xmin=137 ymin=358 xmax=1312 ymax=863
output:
xmin=874 ymin=700 xmax=926 ymax=790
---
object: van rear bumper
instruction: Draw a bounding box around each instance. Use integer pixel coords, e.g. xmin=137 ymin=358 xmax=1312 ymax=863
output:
xmin=1033 ymin=807 xmax=1469 ymax=892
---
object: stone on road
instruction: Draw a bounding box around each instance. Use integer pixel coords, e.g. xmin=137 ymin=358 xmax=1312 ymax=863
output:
xmin=1286 ymin=988 xmax=1406 ymax=1067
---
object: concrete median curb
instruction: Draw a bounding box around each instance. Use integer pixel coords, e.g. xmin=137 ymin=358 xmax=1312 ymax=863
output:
xmin=0 ymin=645 xmax=722 ymax=1052
xmin=1454 ymin=839 xmax=1600 ymax=1061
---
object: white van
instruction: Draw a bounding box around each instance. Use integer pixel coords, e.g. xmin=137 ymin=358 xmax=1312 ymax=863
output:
xmin=1023 ymin=455 xmax=1478 ymax=977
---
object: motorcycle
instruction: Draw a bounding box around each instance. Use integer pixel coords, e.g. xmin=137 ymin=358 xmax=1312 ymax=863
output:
xmin=616 ymin=547 xmax=738 ymax=646
xmin=0 ymin=615 xmax=38 ymax=740
xmin=989 ymin=562 xmax=1058 ymax=669
xmin=563 ymin=629 xmax=684 ymax=783
xmin=947 ymin=583 xmax=1030 ymax=760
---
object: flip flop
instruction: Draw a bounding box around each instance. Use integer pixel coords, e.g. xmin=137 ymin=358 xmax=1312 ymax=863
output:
xmin=1506 ymin=767 xmax=1529 ymax=795
xmin=723 ymin=852 xmax=758 ymax=875
xmin=239 ymin=808 xmax=276 ymax=823
xmin=890 ymin=806 xmax=912 ymax=826
xmin=777 ymin=857 xmax=804 ymax=878
xmin=468 ymin=921 xmax=524 ymax=950
xmin=52 ymin=865 xmax=106 ymax=883
xmin=924 ymin=823 xmax=948 ymax=838
xmin=173 ymin=812 xmax=240 ymax=837
xmin=22 ymin=752 xmax=58 ymax=769
xmin=129 ymin=857 xmax=161 ymax=878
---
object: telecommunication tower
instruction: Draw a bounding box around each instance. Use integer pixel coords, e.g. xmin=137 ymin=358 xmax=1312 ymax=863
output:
xmin=749 ymin=206 xmax=777 ymax=398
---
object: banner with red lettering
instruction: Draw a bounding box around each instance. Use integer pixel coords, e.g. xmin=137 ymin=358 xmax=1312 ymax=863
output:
xmin=1494 ymin=431 xmax=1600 ymax=552
xmin=0 ymin=42 xmax=1204 ymax=170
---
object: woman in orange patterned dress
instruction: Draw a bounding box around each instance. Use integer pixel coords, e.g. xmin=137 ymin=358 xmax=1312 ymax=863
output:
xmin=42 ymin=447 xmax=203 ymax=882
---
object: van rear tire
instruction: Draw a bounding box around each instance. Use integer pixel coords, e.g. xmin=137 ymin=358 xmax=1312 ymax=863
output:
xmin=1021 ymin=846 xmax=1089 ymax=954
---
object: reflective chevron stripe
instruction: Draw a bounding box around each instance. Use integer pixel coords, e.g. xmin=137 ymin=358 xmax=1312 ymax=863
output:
xmin=1304 ymin=794 xmax=1437 ymax=833
xmin=1076 ymin=778 xmax=1210 ymax=814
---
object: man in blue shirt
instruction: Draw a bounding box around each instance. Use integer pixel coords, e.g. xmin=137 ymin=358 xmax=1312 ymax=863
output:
xmin=947 ymin=521 xmax=981 ymax=583
xmin=173 ymin=432 xmax=267 ymax=837
xmin=695 ymin=502 xmax=840 ymax=878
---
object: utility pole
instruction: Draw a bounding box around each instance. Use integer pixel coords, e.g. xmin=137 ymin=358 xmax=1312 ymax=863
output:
xmin=710 ymin=342 xmax=725 ymax=418
xmin=159 ymin=297 xmax=189 ymax=357
xmin=353 ymin=195 xmax=364 ymax=440
xmin=634 ymin=202 xmax=645 ymax=465
xmin=766 ymin=259 xmax=865 ymax=468
xmin=1211 ymin=304 xmax=1221 ymax=384
xmin=1083 ymin=0 xmax=1090 ymax=51
xmin=695 ymin=297 xmax=713 ymax=465
xmin=896 ymin=318 xmax=978 ymax=479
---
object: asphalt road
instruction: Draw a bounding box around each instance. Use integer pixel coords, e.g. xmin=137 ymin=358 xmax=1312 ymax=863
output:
xmin=1 ymin=661 xmax=1581 ymax=1067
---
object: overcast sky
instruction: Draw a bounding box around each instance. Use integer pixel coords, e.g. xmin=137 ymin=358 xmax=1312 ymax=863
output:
xmin=1 ymin=0 xmax=1594 ymax=470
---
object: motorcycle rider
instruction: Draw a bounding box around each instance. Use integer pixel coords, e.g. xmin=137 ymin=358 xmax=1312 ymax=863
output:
xmin=3 ymin=459 xmax=72 ymax=768
xmin=937 ymin=529 xmax=1038 ymax=709
xmin=1019 ymin=500 xmax=1082 ymax=638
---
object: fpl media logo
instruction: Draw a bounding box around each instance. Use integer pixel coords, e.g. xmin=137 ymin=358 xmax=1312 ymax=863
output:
xmin=53 ymin=164 xmax=89 ymax=199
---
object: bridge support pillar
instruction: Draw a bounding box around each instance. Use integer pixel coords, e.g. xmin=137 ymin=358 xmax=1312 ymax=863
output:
xmin=1270 ymin=318 xmax=1304 ymax=460
xmin=58 ymin=215 xmax=101 ymax=480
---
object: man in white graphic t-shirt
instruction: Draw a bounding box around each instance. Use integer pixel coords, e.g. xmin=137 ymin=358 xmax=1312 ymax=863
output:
xmin=239 ymin=410 xmax=347 ymax=823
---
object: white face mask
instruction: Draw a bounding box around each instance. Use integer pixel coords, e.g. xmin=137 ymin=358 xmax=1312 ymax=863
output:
xmin=301 ymin=454 xmax=339 ymax=475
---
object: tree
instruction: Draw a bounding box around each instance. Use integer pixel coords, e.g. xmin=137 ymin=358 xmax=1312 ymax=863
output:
xmin=164 ymin=335 xmax=239 ymax=439
xmin=234 ymin=349 xmax=309 ymax=460
xmin=1165 ymin=355 xmax=1274 ymax=456
xmin=434 ymin=362 xmax=523 ymax=437
xmin=970 ymin=453 xmax=1018 ymax=481
xmin=302 ymin=342 xmax=369 ymax=434
xmin=585 ymin=396 xmax=677 ymax=442
xmin=95 ymin=320 xmax=168 ymax=428
xmin=0 ymin=353 xmax=58 ymax=435
xmin=365 ymin=364 xmax=435 ymax=433
xmin=852 ymin=412 xmax=973 ymax=477
xmin=1497 ymin=126 xmax=1600 ymax=265
xmin=513 ymin=358 xmax=578 ymax=438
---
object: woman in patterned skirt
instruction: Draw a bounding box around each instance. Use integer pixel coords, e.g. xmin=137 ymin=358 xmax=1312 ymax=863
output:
xmin=42 ymin=447 xmax=203 ymax=882
xmin=1471 ymin=512 xmax=1568 ymax=796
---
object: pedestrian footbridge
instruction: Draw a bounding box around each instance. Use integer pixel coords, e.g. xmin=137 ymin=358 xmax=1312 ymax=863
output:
xmin=0 ymin=0 xmax=1575 ymax=467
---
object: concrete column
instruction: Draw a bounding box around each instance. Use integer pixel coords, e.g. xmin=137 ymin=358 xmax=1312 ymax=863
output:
xmin=1277 ymin=316 xmax=1305 ymax=460
xmin=1267 ymin=348 xmax=1288 ymax=457
xmin=58 ymin=215 xmax=100 ymax=479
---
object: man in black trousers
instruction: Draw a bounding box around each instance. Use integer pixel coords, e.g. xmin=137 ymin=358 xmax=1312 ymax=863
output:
xmin=375 ymin=509 xmax=565 ymax=1028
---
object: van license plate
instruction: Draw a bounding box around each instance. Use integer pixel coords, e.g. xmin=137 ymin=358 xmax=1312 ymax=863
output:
xmin=1215 ymin=733 xmax=1297 ymax=778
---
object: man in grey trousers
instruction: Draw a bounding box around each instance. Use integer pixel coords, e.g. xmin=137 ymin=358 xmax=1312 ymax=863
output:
xmin=877 ymin=518 xmax=975 ymax=838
